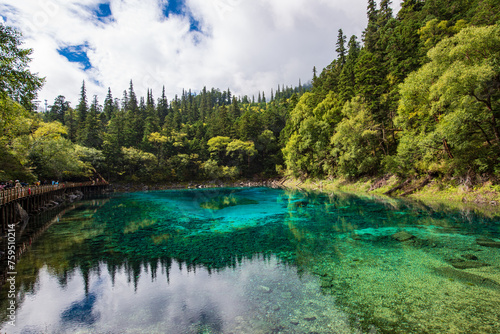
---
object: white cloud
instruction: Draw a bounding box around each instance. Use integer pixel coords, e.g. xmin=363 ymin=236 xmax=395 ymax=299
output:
xmin=1 ymin=0 xmax=399 ymax=108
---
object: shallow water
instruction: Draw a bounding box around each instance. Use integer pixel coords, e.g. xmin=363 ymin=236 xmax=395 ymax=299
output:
xmin=1 ymin=187 xmax=500 ymax=333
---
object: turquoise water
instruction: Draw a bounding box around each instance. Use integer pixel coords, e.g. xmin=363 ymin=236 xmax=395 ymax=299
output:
xmin=1 ymin=187 xmax=500 ymax=333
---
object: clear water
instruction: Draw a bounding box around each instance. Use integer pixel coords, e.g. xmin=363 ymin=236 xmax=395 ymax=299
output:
xmin=1 ymin=187 xmax=500 ymax=333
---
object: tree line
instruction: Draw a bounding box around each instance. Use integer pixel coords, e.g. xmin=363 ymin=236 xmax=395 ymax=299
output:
xmin=1 ymin=0 xmax=499 ymax=185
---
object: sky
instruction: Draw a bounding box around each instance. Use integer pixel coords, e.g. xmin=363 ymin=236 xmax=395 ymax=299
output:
xmin=1 ymin=0 xmax=400 ymax=110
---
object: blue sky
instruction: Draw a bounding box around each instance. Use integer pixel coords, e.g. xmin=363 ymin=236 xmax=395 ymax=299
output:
xmin=0 ymin=0 xmax=400 ymax=107
xmin=58 ymin=44 xmax=93 ymax=71
xmin=93 ymin=3 xmax=113 ymax=22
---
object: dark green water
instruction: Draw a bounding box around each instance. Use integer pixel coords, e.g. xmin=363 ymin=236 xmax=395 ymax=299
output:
xmin=1 ymin=187 xmax=500 ymax=333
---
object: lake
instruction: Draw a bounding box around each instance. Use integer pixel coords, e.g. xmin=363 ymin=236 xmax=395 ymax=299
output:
xmin=1 ymin=187 xmax=500 ymax=333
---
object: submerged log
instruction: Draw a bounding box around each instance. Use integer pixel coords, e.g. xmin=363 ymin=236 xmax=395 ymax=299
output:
xmin=433 ymin=266 xmax=500 ymax=290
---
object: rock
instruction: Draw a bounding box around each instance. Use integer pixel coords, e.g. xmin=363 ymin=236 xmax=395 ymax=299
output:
xmin=446 ymin=258 xmax=490 ymax=269
xmin=257 ymin=285 xmax=272 ymax=293
xmin=476 ymin=237 xmax=500 ymax=248
xmin=320 ymin=278 xmax=334 ymax=289
xmin=15 ymin=203 xmax=29 ymax=225
xmin=461 ymin=254 xmax=479 ymax=261
xmin=392 ymin=231 xmax=415 ymax=242
xmin=293 ymin=200 xmax=309 ymax=208
xmin=351 ymin=233 xmax=362 ymax=240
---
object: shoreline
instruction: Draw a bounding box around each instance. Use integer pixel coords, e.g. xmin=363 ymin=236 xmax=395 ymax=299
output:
xmin=280 ymin=175 xmax=500 ymax=216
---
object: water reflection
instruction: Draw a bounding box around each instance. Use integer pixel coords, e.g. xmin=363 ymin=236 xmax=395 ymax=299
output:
xmin=4 ymin=257 xmax=354 ymax=333
xmin=1 ymin=187 xmax=500 ymax=333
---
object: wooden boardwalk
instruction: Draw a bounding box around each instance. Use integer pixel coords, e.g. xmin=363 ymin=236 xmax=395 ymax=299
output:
xmin=0 ymin=181 xmax=110 ymax=234
xmin=0 ymin=181 xmax=107 ymax=205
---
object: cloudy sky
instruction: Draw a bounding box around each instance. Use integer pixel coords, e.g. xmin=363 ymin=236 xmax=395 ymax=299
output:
xmin=1 ymin=0 xmax=400 ymax=109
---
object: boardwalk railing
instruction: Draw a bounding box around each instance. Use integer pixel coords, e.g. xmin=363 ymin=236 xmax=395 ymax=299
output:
xmin=0 ymin=181 xmax=109 ymax=205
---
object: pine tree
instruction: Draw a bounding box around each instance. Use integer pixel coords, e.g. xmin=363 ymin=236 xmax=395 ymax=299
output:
xmin=47 ymin=95 xmax=70 ymax=123
xmin=157 ymin=86 xmax=169 ymax=126
xmin=127 ymin=80 xmax=139 ymax=111
xmin=339 ymin=35 xmax=360 ymax=102
xmin=103 ymin=88 xmax=115 ymax=123
xmin=76 ymin=81 xmax=88 ymax=143
xmin=227 ymin=88 xmax=232 ymax=105
xmin=336 ymin=29 xmax=347 ymax=66
xmin=143 ymin=89 xmax=160 ymax=148
xmin=363 ymin=0 xmax=379 ymax=52
xmin=83 ymin=95 xmax=103 ymax=148
xmin=378 ymin=0 xmax=393 ymax=26
xmin=121 ymin=90 xmax=128 ymax=109
xmin=123 ymin=80 xmax=143 ymax=147
xmin=312 ymin=66 xmax=318 ymax=88
xmin=64 ymin=107 xmax=78 ymax=142
xmin=230 ymin=96 xmax=241 ymax=119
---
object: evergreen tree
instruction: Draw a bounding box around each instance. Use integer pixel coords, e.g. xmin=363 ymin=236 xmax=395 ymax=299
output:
xmin=339 ymin=35 xmax=361 ymax=102
xmin=363 ymin=0 xmax=379 ymax=52
xmin=47 ymin=95 xmax=70 ymax=123
xmin=103 ymin=88 xmax=115 ymax=123
xmin=76 ymin=81 xmax=88 ymax=143
xmin=378 ymin=0 xmax=393 ymax=27
xmin=336 ymin=29 xmax=347 ymax=66
xmin=143 ymin=89 xmax=160 ymax=149
xmin=230 ymin=96 xmax=241 ymax=119
xmin=82 ymin=95 xmax=103 ymax=148
xmin=157 ymin=86 xmax=169 ymax=126
xmin=64 ymin=107 xmax=78 ymax=143
xmin=312 ymin=66 xmax=318 ymax=88
xmin=123 ymin=80 xmax=144 ymax=146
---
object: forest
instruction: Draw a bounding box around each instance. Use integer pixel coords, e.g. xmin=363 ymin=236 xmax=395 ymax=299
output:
xmin=1 ymin=0 xmax=499 ymax=186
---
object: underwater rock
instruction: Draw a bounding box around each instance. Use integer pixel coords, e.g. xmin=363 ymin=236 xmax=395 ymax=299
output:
xmin=392 ymin=231 xmax=415 ymax=242
xmin=476 ymin=237 xmax=500 ymax=248
xmin=320 ymin=278 xmax=334 ymax=289
xmin=433 ymin=267 xmax=500 ymax=290
xmin=351 ymin=233 xmax=362 ymax=240
xmin=257 ymin=285 xmax=272 ymax=293
xmin=303 ymin=315 xmax=317 ymax=321
xmin=351 ymin=232 xmax=375 ymax=241
xmin=461 ymin=254 xmax=479 ymax=261
xmin=446 ymin=258 xmax=490 ymax=269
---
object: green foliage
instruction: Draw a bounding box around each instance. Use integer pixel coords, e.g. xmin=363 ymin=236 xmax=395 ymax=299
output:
xmin=397 ymin=24 xmax=500 ymax=176
xmin=28 ymin=122 xmax=89 ymax=180
xmin=121 ymin=147 xmax=157 ymax=180
xmin=418 ymin=19 xmax=467 ymax=50
xmin=282 ymin=91 xmax=343 ymax=177
xmin=332 ymin=98 xmax=381 ymax=178
xmin=207 ymin=136 xmax=231 ymax=162
xmin=0 ymin=24 xmax=44 ymax=109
